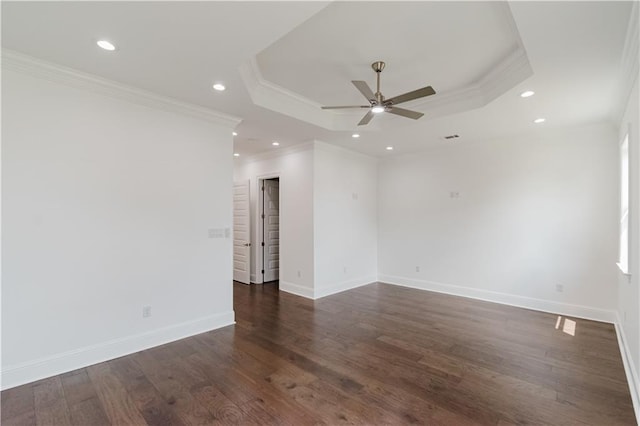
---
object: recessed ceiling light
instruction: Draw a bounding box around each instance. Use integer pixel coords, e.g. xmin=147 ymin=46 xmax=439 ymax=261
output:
xmin=386 ymin=146 xmax=394 ymax=151
xmin=233 ymin=153 xmax=240 ymax=157
xmin=213 ymin=83 xmax=226 ymax=91
xmin=372 ymin=105 xmax=385 ymax=114
xmin=520 ymin=90 xmax=535 ymax=98
xmin=232 ymin=132 xmax=238 ymax=136
xmin=272 ymin=141 xmax=280 ymax=146
xmin=534 ymin=118 xmax=546 ymax=124
xmin=352 ymin=133 xmax=360 ymax=138
xmin=96 ymin=40 xmax=116 ymax=51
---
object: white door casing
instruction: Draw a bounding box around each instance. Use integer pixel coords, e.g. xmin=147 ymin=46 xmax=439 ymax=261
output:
xmin=263 ymin=179 xmax=280 ymax=282
xmin=233 ymin=180 xmax=251 ymax=284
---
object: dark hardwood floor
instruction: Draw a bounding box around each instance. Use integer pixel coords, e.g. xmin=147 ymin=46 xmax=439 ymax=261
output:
xmin=2 ymin=282 xmax=636 ymax=425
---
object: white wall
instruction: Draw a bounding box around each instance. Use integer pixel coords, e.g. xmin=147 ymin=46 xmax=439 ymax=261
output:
xmin=313 ymin=142 xmax=378 ymax=298
xmin=378 ymin=123 xmax=619 ymax=320
xmin=617 ymin=75 xmax=639 ymax=405
xmin=233 ymin=141 xmax=378 ymax=299
xmin=233 ymin=145 xmax=315 ymax=297
xmin=2 ymin=67 xmax=236 ymax=389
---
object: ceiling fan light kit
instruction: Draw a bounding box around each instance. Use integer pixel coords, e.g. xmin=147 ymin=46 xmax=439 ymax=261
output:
xmin=322 ymin=61 xmax=436 ymax=126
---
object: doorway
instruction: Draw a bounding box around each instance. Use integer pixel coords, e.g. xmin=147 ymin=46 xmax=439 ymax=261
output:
xmin=260 ymin=178 xmax=280 ymax=283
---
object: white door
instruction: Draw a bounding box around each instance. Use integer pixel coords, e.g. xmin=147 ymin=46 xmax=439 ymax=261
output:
xmin=233 ymin=180 xmax=251 ymax=284
xmin=263 ymin=179 xmax=280 ymax=282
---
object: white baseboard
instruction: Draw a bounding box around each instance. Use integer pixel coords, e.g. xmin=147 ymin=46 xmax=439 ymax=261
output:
xmin=1 ymin=311 xmax=235 ymax=391
xmin=279 ymin=281 xmax=314 ymax=299
xmin=314 ymin=276 xmax=377 ymax=299
xmin=615 ymin=313 xmax=640 ymax=421
xmin=378 ymin=274 xmax=617 ymax=323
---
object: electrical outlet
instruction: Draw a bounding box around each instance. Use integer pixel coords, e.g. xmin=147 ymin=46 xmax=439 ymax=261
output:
xmin=343 ymin=266 xmax=347 ymax=274
xmin=416 ymin=266 xmax=420 ymax=272
xmin=352 ymin=193 xmax=359 ymax=200
xmin=142 ymin=305 xmax=152 ymax=318
xmin=450 ymin=191 xmax=460 ymax=198
xmin=297 ymin=270 xmax=301 ymax=278
xmin=556 ymin=284 xmax=564 ymax=293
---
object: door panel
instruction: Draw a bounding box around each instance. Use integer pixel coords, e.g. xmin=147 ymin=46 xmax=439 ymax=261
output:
xmin=233 ymin=180 xmax=250 ymax=284
xmin=263 ymin=179 xmax=280 ymax=282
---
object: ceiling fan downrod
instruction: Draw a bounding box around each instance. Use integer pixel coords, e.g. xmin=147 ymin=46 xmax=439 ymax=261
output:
xmin=372 ymin=61 xmax=385 ymax=104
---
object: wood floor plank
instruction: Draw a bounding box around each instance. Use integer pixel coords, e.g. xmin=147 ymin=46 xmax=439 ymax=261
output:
xmin=86 ymin=362 xmax=148 ymax=425
xmin=67 ymin=397 xmax=110 ymax=426
xmin=109 ymin=356 xmax=186 ymax=426
xmin=280 ymin=379 xmax=370 ymax=425
xmin=130 ymin=351 xmax=218 ymax=425
xmin=1 ymin=410 xmax=37 ymax=426
xmin=189 ymin=384 xmax=246 ymax=425
xmin=60 ymin=370 xmax=98 ymax=406
xmin=33 ymin=377 xmax=72 ymax=426
xmin=61 ymin=370 xmax=110 ymax=425
xmin=1 ymin=382 xmax=35 ymax=423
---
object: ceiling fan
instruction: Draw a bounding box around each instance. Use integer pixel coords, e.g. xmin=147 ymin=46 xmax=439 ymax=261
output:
xmin=321 ymin=61 xmax=436 ymax=126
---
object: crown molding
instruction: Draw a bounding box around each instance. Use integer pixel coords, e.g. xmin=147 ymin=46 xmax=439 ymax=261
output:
xmin=239 ymin=3 xmax=531 ymax=132
xmin=237 ymin=139 xmax=378 ymax=166
xmin=2 ymin=49 xmax=242 ymax=129
xmin=613 ymin=1 xmax=639 ymax=124
xmin=239 ymin=58 xmax=331 ymax=129
xmin=240 ymin=58 xmax=384 ymax=132
xmin=313 ymin=140 xmax=378 ymax=163
xmin=407 ymin=47 xmax=532 ymax=122
xmin=236 ymin=140 xmax=316 ymax=165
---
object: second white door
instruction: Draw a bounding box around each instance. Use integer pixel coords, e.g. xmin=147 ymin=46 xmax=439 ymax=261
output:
xmin=263 ymin=178 xmax=280 ymax=282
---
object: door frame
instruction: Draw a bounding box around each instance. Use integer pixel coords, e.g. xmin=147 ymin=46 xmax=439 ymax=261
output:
xmin=254 ymin=173 xmax=280 ymax=284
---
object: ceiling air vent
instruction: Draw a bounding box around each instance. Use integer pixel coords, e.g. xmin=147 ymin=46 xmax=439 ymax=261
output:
xmin=443 ymin=134 xmax=460 ymax=140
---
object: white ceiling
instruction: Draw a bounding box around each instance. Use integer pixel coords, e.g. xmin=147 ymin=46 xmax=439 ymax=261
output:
xmin=257 ymin=2 xmax=519 ymax=103
xmin=2 ymin=1 xmax=635 ymax=159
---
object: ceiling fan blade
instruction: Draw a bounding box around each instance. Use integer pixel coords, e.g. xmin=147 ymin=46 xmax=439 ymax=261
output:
xmin=358 ymin=110 xmax=375 ymax=126
xmin=352 ymin=80 xmax=375 ymax=101
xmin=386 ymin=86 xmax=436 ymax=106
xmin=386 ymin=106 xmax=424 ymax=120
xmin=321 ymin=105 xmax=370 ymax=109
